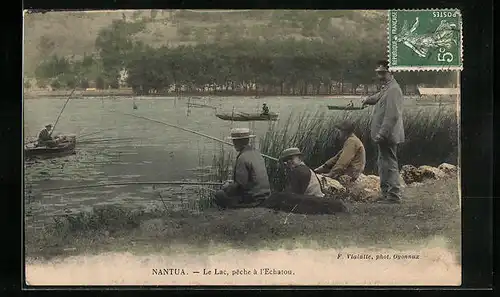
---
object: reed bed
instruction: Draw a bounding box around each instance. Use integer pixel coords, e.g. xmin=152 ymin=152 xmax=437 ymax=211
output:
xmin=212 ymin=106 xmax=458 ymax=192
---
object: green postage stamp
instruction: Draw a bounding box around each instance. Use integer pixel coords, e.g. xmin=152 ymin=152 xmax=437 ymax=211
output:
xmin=388 ymin=9 xmax=463 ymax=71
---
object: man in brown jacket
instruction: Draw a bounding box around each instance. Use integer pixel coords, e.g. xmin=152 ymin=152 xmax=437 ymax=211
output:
xmin=214 ymin=128 xmax=271 ymax=209
xmin=314 ymin=121 xmax=366 ymax=184
xmin=361 ymin=60 xmax=405 ymax=203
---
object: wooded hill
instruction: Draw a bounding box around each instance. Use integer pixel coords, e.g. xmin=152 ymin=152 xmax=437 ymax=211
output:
xmin=24 ymin=10 xmax=387 ymax=76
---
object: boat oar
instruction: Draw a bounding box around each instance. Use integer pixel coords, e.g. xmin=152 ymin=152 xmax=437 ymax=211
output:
xmin=110 ymin=110 xmax=280 ymax=162
xmin=236 ymin=111 xmax=251 ymax=116
xmin=40 ymin=181 xmax=224 ymax=192
xmin=327 ymin=104 xmax=367 ymax=111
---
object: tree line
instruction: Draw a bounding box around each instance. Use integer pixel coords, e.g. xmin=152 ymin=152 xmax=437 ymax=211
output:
xmin=33 ymin=19 xmax=454 ymax=95
xmin=125 ymin=40 xmax=453 ymax=96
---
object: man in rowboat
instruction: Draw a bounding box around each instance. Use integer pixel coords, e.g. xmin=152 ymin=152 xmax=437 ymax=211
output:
xmin=37 ymin=124 xmax=58 ymax=147
xmin=361 ymin=60 xmax=405 ymax=204
xmin=261 ymin=103 xmax=269 ymax=116
xmin=280 ymin=147 xmax=325 ymax=198
xmin=214 ymin=128 xmax=271 ymax=209
xmin=314 ymin=121 xmax=366 ymax=185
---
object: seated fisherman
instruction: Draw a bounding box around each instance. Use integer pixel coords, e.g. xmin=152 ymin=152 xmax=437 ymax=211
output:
xmin=280 ymin=147 xmax=325 ymax=198
xmin=258 ymin=147 xmax=348 ymax=215
xmin=261 ymin=103 xmax=270 ymax=116
xmin=214 ymin=128 xmax=271 ymax=209
xmin=314 ymin=121 xmax=366 ymax=183
xmin=37 ymin=124 xmax=58 ymax=147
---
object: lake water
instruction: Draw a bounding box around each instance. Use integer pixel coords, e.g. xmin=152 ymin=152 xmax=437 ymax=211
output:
xmin=23 ymin=96 xmax=448 ymax=224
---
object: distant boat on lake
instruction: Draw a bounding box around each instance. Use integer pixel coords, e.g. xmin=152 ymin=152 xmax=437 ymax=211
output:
xmin=215 ymin=112 xmax=279 ymax=122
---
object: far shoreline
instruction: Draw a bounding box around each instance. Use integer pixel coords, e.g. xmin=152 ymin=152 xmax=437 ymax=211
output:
xmin=23 ymin=92 xmax=421 ymax=100
xmin=23 ymin=88 xmax=422 ymax=99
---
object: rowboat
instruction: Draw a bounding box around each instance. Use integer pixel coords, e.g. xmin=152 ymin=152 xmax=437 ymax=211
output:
xmin=24 ymin=135 xmax=77 ymax=159
xmin=327 ymin=105 xmax=366 ymax=111
xmin=215 ymin=112 xmax=279 ymax=122
xmin=187 ymin=102 xmax=217 ymax=109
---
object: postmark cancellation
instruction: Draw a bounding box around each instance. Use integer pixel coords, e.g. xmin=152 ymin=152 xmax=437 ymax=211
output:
xmin=388 ymin=9 xmax=463 ymax=72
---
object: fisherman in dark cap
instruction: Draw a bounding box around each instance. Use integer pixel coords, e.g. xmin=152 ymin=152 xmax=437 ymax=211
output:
xmin=260 ymin=147 xmax=348 ymax=215
xmin=37 ymin=124 xmax=57 ymax=147
xmin=361 ymin=60 xmax=405 ymax=203
xmin=214 ymin=128 xmax=271 ymax=209
xmin=280 ymin=147 xmax=325 ymax=198
xmin=261 ymin=103 xmax=270 ymax=116
xmin=314 ymin=121 xmax=366 ymax=184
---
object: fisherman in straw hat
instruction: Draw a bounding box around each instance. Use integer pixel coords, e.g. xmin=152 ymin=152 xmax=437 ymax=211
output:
xmin=314 ymin=120 xmax=366 ymax=184
xmin=361 ymin=60 xmax=405 ymax=204
xmin=280 ymin=147 xmax=325 ymax=198
xmin=214 ymin=128 xmax=271 ymax=209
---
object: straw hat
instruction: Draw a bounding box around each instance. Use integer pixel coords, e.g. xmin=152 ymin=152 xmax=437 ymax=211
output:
xmin=280 ymin=147 xmax=303 ymax=161
xmin=227 ymin=128 xmax=256 ymax=140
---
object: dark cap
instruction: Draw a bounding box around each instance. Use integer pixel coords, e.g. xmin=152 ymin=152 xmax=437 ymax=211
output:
xmin=335 ymin=121 xmax=355 ymax=134
xmin=375 ymin=60 xmax=389 ymax=72
xmin=279 ymin=147 xmax=303 ymax=161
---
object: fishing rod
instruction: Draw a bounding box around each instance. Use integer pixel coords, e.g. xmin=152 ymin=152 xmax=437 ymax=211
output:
xmin=78 ymin=137 xmax=137 ymax=144
xmin=49 ymin=87 xmax=78 ymax=137
xmin=40 ymin=181 xmax=224 ymax=192
xmin=78 ymin=128 xmax=117 ymax=139
xmin=110 ymin=110 xmax=280 ymax=162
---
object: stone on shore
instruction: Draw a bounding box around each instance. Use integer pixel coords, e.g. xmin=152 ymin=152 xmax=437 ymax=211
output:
xmin=437 ymin=163 xmax=458 ymax=175
xmin=418 ymin=165 xmax=447 ymax=180
xmin=400 ymin=165 xmax=423 ymax=184
xmin=319 ymin=176 xmax=347 ymax=195
xmin=350 ymin=174 xmax=381 ymax=202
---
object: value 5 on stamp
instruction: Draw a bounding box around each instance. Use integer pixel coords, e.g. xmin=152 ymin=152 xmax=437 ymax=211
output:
xmin=388 ymin=9 xmax=463 ymax=71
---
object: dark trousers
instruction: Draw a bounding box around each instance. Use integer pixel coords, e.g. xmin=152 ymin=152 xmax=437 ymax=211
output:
xmin=214 ymin=190 xmax=267 ymax=209
xmin=377 ymin=142 xmax=402 ymax=200
xmin=261 ymin=192 xmax=348 ymax=214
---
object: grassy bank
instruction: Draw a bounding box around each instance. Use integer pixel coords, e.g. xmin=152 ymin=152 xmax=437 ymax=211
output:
xmin=211 ymin=107 xmax=458 ymax=191
xmin=25 ymin=177 xmax=460 ymax=262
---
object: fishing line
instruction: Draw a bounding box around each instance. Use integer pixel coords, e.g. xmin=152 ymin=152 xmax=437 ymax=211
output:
xmin=40 ymin=181 xmax=224 ymax=192
xmin=108 ymin=109 xmax=280 ymax=162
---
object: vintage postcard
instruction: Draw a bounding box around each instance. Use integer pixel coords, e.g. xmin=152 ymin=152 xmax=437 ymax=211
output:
xmin=23 ymin=9 xmax=462 ymax=286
